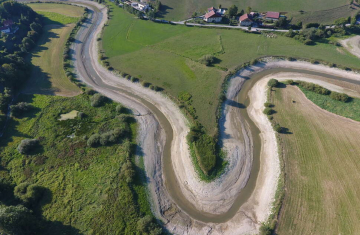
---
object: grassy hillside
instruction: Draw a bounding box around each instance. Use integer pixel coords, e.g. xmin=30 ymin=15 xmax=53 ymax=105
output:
xmin=0 ymin=93 xmax=160 ymax=234
xmin=24 ymin=3 xmax=83 ymax=96
xmin=103 ymin=2 xmax=360 ymax=134
xmin=27 ymin=3 xmax=85 ymax=17
xmin=158 ymin=0 xmax=350 ymax=21
xmin=270 ymin=85 xmax=360 ymax=234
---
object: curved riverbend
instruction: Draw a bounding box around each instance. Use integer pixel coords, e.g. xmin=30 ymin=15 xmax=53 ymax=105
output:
xmin=20 ymin=1 xmax=360 ymax=233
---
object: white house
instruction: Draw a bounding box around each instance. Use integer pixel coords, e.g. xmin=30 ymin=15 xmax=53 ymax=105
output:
xmin=239 ymin=14 xmax=253 ymax=26
xmin=204 ymin=10 xmax=222 ymax=23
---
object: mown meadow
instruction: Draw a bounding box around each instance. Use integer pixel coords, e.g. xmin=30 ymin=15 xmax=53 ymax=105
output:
xmin=267 ymin=84 xmax=360 ymax=235
xmin=25 ymin=3 xmax=84 ymax=96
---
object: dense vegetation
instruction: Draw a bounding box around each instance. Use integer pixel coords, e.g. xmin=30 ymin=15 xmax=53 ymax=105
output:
xmin=298 ymin=82 xmax=360 ymax=121
xmin=0 ymin=93 xmax=162 ymax=234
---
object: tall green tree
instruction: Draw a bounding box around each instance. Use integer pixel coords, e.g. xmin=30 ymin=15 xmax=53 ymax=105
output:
xmin=227 ymin=5 xmax=238 ymax=17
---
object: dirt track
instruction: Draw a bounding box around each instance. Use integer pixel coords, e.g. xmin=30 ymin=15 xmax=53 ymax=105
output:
xmin=19 ymin=1 xmax=360 ymax=233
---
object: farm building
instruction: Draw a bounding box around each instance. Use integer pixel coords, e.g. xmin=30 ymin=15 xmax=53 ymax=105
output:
xmin=266 ymin=11 xmax=280 ymax=21
xmin=204 ymin=10 xmax=222 ymax=23
xmin=239 ymin=14 xmax=253 ymax=26
xmin=208 ymin=6 xmax=226 ymax=15
xmin=129 ymin=1 xmax=150 ymax=11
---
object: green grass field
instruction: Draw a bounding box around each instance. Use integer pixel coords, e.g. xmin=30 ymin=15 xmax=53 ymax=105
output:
xmin=269 ymin=85 xmax=360 ymax=234
xmin=27 ymin=3 xmax=85 ymax=17
xmin=103 ymin=2 xmax=360 ymax=133
xmin=0 ymin=93 xmax=158 ymax=234
xmin=24 ymin=3 xmax=83 ymax=96
xmin=157 ymin=0 xmax=350 ymax=21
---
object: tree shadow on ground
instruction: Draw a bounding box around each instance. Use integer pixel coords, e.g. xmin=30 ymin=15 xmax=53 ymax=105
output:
xmin=227 ymin=99 xmax=246 ymax=108
xmin=156 ymin=5 xmax=173 ymax=19
xmin=280 ymin=127 xmax=292 ymax=134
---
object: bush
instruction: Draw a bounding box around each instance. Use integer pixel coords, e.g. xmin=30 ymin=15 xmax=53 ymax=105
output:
xmin=77 ymin=112 xmax=85 ymax=119
xmin=267 ymin=79 xmax=279 ymax=88
xmin=130 ymin=77 xmax=138 ymax=83
xmin=14 ymin=183 xmax=43 ymax=205
xmin=330 ymin=92 xmax=349 ymax=102
xmin=298 ymin=81 xmax=330 ymax=95
xmin=117 ymin=114 xmax=133 ymax=122
xmin=274 ymin=123 xmax=282 ymax=133
xmin=264 ymin=102 xmax=273 ymax=107
xmin=121 ymin=160 xmax=135 ymax=183
xmin=0 ymin=205 xmax=38 ymax=235
xmin=87 ymin=133 xmax=100 ymax=147
xmin=125 ymin=75 xmax=131 ymax=80
xmin=90 ymin=93 xmax=107 ymax=107
xmin=250 ymin=59 xmax=258 ymax=65
xmin=137 ymin=215 xmax=162 ymax=235
xmin=284 ymin=80 xmax=294 ymax=85
xmin=116 ymin=104 xmax=125 ymax=113
xmin=17 ymin=139 xmax=39 ymax=155
xmin=141 ymin=81 xmax=151 ymax=87
xmin=263 ymin=107 xmax=273 ymax=115
xmin=10 ymin=102 xmax=33 ymax=117
xmin=199 ymin=54 xmax=215 ymax=66
xmin=85 ymin=88 xmax=96 ymax=95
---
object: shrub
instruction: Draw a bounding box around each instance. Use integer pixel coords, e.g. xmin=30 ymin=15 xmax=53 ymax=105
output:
xmin=199 ymin=54 xmax=215 ymax=66
xmin=130 ymin=77 xmax=138 ymax=82
xmin=263 ymin=108 xmax=273 ymax=115
xmin=77 ymin=112 xmax=85 ymax=119
xmin=330 ymin=92 xmax=349 ymax=102
xmin=117 ymin=114 xmax=133 ymax=122
xmin=264 ymin=102 xmax=273 ymax=107
xmin=284 ymin=80 xmax=294 ymax=85
xmin=10 ymin=102 xmax=33 ymax=117
xmin=274 ymin=123 xmax=282 ymax=133
xmin=137 ymin=215 xmax=162 ymax=235
xmin=116 ymin=104 xmax=125 ymax=113
xmin=14 ymin=183 xmax=43 ymax=205
xmin=121 ymin=160 xmax=135 ymax=183
xmin=85 ymin=88 xmax=96 ymax=95
xmin=267 ymin=79 xmax=279 ymax=88
xmin=141 ymin=81 xmax=151 ymax=87
xmin=0 ymin=205 xmax=38 ymax=234
xmin=90 ymin=93 xmax=107 ymax=107
xmin=87 ymin=133 xmax=100 ymax=147
xmin=17 ymin=139 xmax=39 ymax=155
xmin=125 ymin=75 xmax=131 ymax=80
xmin=298 ymin=81 xmax=330 ymax=95
xmin=250 ymin=59 xmax=258 ymax=65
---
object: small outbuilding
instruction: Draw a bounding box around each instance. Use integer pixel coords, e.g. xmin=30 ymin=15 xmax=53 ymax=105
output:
xmin=204 ymin=10 xmax=222 ymax=23
xmin=239 ymin=14 xmax=253 ymax=26
xmin=266 ymin=11 xmax=280 ymax=21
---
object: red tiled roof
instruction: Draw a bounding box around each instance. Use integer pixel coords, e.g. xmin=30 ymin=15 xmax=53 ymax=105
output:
xmin=239 ymin=14 xmax=252 ymax=22
xmin=208 ymin=7 xmax=215 ymax=11
xmin=266 ymin=11 xmax=280 ymax=19
xmin=204 ymin=10 xmax=221 ymax=19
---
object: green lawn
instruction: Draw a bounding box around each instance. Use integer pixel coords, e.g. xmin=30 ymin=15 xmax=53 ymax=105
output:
xmin=270 ymin=85 xmax=360 ymax=235
xmin=37 ymin=11 xmax=80 ymax=25
xmin=27 ymin=3 xmax=85 ymax=17
xmin=0 ymin=93 xmax=157 ymax=234
xmin=103 ymin=2 xmax=360 ymax=133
